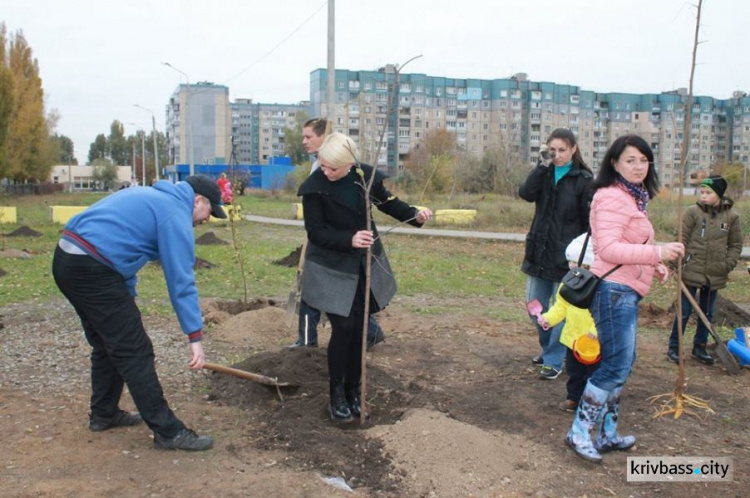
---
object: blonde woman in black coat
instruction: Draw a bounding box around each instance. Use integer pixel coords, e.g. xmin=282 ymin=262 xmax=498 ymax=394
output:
xmin=297 ymin=132 xmax=433 ymax=423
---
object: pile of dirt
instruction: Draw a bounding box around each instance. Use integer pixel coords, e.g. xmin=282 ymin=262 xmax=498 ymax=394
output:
xmin=202 ymin=298 xmax=281 ymax=328
xmin=274 ymin=245 xmax=302 ymax=267
xmin=196 ymin=231 xmax=228 ymax=245
xmin=4 ymin=225 xmax=42 ymax=237
xmin=714 ymin=294 xmax=750 ymax=328
xmin=640 ymin=295 xmax=750 ymax=330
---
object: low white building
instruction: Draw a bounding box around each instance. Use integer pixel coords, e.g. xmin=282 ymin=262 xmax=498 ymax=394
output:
xmin=49 ymin=164 xmax=134 ymax=191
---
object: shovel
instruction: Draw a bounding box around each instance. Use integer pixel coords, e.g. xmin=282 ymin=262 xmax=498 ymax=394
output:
xmin=203 ymin=362 xmax=298 ymax=400
xmin=286 ymin=241 xmax=308 ymax=326
xmin=679 ymin=282 xmax=741 ymax=375
xmin=526 ymin=299 xmax=543 ymax=318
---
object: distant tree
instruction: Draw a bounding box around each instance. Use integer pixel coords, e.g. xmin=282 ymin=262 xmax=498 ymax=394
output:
xmin=0 ymin=24 xmax=15 ymax=178
xmin=403 ymin=128 xmax=458 ymax=199
xmin=50 ymin=133 xmax=77 ymax=165
xmin=91 ymin=158 xmax=118 ymax=190
xmin=4 ymin=28 xmax=53 ymax=181
xmin=283 ymin=111 xmax=310 ymax=165
xmin=712 ymin=161 xmax=745 ymax=198
xmin=88 ymin=134 xmax=108 ymax=164
xmin=108 ymin=120 xmax=130 ymax=165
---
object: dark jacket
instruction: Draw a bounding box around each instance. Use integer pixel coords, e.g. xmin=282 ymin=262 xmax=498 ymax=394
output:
xmin=519 ymin=161 xmax=593 ymax=281
xmin=297 ymin=163 xmax=422 ymax=316
xmin=679 ymin=198 xmax=742 ymax=290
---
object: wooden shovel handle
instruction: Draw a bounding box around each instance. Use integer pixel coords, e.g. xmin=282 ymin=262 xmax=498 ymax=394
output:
xmin=203 ymin=362 xmax=295 ymax=387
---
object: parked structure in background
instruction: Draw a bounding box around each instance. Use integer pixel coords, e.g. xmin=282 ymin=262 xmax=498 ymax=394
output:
xmin=49 ymin=165 xmax=133 ymax=191
xmin=163 ymin=157 xmax=294 ymax=190
xmin=309 ymin=68 xmax=750 ymax=186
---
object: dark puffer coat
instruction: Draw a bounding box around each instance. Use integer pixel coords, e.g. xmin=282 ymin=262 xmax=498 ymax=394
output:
xmin=519 ymin=162 xmax=593 ymax=281
xmin=680 ymin=198 xmax=742 ymax=290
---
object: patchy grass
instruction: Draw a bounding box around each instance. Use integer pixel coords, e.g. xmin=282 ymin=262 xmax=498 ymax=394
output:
xmin=2 ymin=192 xmax=750 ymax=333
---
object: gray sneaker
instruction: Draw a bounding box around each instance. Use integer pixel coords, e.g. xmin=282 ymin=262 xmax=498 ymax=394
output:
xmin=539 ymin=365 xmax=561 ymax=380
xmin=89 ymin=410 xmax=143 ymax=432
xmin=154 ymin=428 xmax=214 ymax=451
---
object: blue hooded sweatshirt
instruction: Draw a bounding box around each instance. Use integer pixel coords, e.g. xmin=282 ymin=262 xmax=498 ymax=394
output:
xmin=62 ymin=180 xmax=203 ymax=340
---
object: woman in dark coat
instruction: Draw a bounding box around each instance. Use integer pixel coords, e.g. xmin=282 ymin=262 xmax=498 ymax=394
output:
xmin=297 ymin=132 xmax=433 ymax=423
xmin=519 ymin=128 xmax=593 ymax=380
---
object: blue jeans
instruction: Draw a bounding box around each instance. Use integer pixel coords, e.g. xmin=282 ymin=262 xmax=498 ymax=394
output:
xmin=298 ymin=299 xmax=383 ymax=345
xmin=668 ymin=285 xmax=717 ymax=350
xmin=525 ymin=276 xmax=565 ymax=370
xmin=588 ymin=280 xmax=640 ymax=392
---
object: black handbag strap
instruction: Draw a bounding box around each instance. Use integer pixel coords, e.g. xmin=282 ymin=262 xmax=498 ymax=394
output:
xmin=577 ymin=230 xmax=622 ymax=279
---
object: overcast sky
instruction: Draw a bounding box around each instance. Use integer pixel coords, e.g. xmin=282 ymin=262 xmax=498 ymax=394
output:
xmin=4 ymin=0 xmax=749 ymax=162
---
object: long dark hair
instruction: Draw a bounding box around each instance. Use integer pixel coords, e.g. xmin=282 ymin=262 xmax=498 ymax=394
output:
xmin=594 ymin=134 xmax=660 ymax=198
xmin=547 ymin=128 xmax=591 ymax=174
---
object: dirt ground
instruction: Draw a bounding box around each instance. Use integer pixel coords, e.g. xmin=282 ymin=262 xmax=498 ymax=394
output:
xmin=1 ymin=293 xmax=748 ymax=497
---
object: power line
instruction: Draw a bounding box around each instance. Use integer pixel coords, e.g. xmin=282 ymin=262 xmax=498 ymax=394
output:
xmin=222 ymin=1 xmax=327 ymax=85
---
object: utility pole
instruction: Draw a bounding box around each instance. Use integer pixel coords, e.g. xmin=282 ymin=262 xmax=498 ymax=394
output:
xmin=326 ymin=0 xmax=335 ymax=131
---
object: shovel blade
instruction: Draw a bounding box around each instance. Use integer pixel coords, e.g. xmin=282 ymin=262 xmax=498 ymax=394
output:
xmin=526 ymin=299 xmax=543 ymax=317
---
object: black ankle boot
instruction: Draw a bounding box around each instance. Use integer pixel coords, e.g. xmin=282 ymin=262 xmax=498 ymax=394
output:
xmin=691 ymin=344 xmax=715 ymax=365
xmin=344 ymin=382 xmax=369 ymax=419
xmin=329 ymin=381 xmax=353 ymax=423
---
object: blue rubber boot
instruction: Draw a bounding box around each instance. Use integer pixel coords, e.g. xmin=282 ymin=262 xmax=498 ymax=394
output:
xmin=594 ymin=387 xmax=636 ymax=452
xmin=565 ymin=381 xmax=608 ymax=463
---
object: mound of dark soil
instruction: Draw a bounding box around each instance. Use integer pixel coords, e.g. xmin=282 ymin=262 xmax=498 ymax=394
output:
xmin=208 ymin=348 xmax=413 ymax=492
xmin=714 ymin=294 xmax=750 ymax=328
xmin=196 ymin=231 xmax=228 ymax=245
xmin=274 ymin=245 xmax=302 ymax=267
xmin=5 ymin=226 xmax=42 ymax=237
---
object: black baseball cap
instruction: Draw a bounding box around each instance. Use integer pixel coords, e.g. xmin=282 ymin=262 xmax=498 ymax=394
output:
xmin=185 ymin=175 xmax=227 ymax=219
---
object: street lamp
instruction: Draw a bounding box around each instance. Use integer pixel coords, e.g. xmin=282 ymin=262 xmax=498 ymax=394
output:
xmin=162 ymin=62 xmax=194 ymax=176
xmin=134 ymin=104 xmax=160 ymax=181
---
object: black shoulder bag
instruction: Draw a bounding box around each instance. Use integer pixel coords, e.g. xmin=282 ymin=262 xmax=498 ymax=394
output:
xmin=559 ymin=231 xmax=621 ymax=309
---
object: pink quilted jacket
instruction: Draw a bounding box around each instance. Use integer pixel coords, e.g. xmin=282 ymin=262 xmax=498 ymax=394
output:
xmin=590 ymin=184 xmax=661 ymax=297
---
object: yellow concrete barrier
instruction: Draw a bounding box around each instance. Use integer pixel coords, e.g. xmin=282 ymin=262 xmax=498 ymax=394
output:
xmin=211 ymin=204 xmax=242 ymax=222
xmin=292 ymin=203 xmax=304 ymax=220
xmin=434 ymin=209 xmax=477 ymax=225
xmin=0 ymin=206 xmax=17 ymax=224
xmin=51 ymin=206 xmax=88 ymax=224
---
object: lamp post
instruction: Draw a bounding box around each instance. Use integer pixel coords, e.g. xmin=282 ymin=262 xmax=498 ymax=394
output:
xmin=134 ymin=104 xmax=160 ymax=180
xmin=162 ymin=62 xmax=194 ymax=177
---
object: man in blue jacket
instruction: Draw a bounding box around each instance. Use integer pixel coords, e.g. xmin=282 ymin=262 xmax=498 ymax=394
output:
xmin=52 ymin=175 xmax=224 ymax=451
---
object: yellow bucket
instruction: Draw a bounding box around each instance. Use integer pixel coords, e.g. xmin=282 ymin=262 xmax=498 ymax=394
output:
xmin=573 ymin=335 xmax=601 ymax=365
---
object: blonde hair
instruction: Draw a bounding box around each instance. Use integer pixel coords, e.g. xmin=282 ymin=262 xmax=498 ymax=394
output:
xmin=318 ymin=132 xmax=359 ymax=169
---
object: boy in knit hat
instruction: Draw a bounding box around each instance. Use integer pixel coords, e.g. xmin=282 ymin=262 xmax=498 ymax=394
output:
xmin=667 ymin=174 xmax=742 ymax=365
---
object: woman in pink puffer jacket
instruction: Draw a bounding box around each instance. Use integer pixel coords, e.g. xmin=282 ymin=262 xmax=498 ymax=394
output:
xmin=565 ymin=135 xmax=685 ymax=464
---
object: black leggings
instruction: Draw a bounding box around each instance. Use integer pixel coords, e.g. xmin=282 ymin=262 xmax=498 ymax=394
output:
xmin=326 ymin=272 xmax=367 ymax=384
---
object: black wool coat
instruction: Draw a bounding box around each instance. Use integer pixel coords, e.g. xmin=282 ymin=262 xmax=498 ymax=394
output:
xmin=518 ymin=161 xmax=594 ymax=281
xmin=297 ymin=163 xmax=422 ymax=317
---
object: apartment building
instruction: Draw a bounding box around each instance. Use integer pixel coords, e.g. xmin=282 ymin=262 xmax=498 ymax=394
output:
xmin=231 ymin=100 xmax=309 ymax=164
xmin=309 ymin=68 xmax=750 ymax=187
xmin=165 ymin=82 xmax=231 ymax=166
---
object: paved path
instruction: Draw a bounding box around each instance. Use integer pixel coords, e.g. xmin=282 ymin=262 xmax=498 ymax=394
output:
xmin=245 ymin=214 xmax=750 ymax=259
